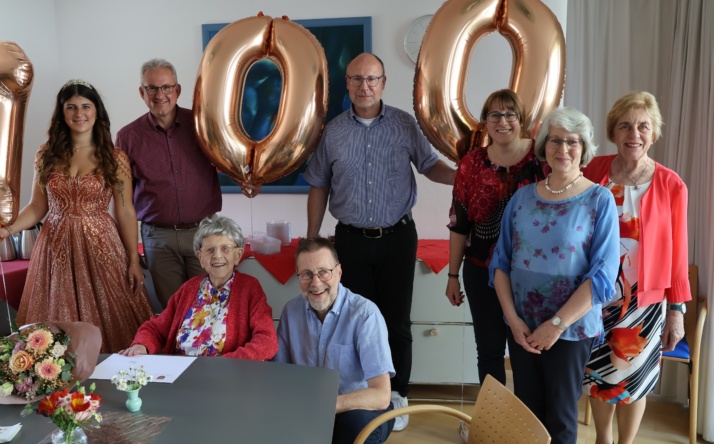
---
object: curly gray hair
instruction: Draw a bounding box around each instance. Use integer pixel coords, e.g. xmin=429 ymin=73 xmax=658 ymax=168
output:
xmin=193 ymin=215 xmax=244 ymax=253
xmin=534 ymin=107 xmax=598 ymax=167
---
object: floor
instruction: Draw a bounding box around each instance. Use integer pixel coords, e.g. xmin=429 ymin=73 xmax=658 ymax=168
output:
xmin=383 ymin=382 xmax=705 ymax=443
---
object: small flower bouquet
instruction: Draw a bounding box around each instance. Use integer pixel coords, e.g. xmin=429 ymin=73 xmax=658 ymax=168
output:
xmin=111 ymin=365 xmax=152 ymax=391
xmin=0 ymin=323 xmax=75 ymax=400
xmin=23 ymin=382 xmax=102 ymax=443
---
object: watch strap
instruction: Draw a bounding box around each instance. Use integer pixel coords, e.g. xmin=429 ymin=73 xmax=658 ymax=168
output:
xmin=668 ymin=303 xmax=685 ymax=312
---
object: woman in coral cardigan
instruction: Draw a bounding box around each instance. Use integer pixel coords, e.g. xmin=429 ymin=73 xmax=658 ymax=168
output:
xmin=119 ymin=215 xmax=278 ymax=360
xmin=582 ymin=91 xmax=691 ymax=444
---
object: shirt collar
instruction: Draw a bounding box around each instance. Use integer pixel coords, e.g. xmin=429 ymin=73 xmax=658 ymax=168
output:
xmin=349 ymin=100 xmax=386 ymax=122
xmin=303 ymin=283 xmax=348 ymax=318
xmin=200 ymin=272 xmax=235 ymax=302
xmin=146 ymin=106 xmax=181 ymax=131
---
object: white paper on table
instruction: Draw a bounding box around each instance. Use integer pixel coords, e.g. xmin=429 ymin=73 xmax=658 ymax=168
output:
xmin=0 ymin=424 xmax=21 ymax=443
xmin=88 ymin=354 xmax=197 ymax=384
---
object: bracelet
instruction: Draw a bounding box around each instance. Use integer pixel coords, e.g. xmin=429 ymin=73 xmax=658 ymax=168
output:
xmin=447 ymin=273 xmax=460 ymax=279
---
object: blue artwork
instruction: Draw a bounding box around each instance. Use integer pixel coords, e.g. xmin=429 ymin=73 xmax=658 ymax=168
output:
xmin=202 ymin=17 xmax=372 ymax=193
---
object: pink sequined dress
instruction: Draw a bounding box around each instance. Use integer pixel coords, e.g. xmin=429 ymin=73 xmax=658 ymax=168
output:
xmin=17 ymin=165 xmax=153 ymax=353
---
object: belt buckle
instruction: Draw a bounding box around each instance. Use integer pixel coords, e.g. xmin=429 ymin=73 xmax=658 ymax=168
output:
xmin=362 ymin=227 xmax=383 ymax=239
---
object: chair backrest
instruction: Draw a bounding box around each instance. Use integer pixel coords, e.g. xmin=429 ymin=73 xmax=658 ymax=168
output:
xmin=469 ymin=375 xmax=551 ymax=444
xmin=685 ymin=265 xmax=699 ymax=341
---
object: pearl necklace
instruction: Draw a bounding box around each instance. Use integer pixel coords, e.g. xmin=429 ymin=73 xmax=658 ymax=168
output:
xmin=73 ymin=144 xmax=92 ymax=153
xmin=618 ymin=157 xmax=649 ymax=190
xmin=545 ymin=172 xmax=583 ymax=194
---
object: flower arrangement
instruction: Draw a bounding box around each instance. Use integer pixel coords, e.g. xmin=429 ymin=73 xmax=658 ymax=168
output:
xmin=111 ymin=365 xmax=152 ymax=391
xmin=0 ymin=323 xmax=75 ymax=400
xmin=23 ymin=382 xmax=102 ymax=443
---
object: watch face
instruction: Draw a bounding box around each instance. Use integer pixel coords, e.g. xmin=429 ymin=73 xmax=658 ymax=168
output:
xmin=404 ymin=15 xmax=433 ymax=63
xmin=551 ymin=316 xmax=561 ymax=326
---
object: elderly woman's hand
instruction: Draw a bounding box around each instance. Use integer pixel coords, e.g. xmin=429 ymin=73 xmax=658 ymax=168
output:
xmin=508 ymin=317 xmax=541 ymax=354
xmin=526 ymin=322 xmax=563 ymax=353
xmin=118 ymin=344 xmax=148 ymax=356
xmin=661 ymin=310 xmax=685 ymax=352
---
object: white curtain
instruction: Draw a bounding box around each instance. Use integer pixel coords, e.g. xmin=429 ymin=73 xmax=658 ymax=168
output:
xmin=565 ymin=0 xmax=714 ymax=441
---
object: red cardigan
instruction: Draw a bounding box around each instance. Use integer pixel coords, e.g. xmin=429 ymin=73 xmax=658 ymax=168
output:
xmin=582 ymin=155 xmax=691 ymax=306
xmin=131 ymin=272 xmax=278 ymax=360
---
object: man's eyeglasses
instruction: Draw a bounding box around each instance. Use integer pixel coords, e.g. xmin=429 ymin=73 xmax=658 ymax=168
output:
xmin=346 ymin=75 xmax=384 ymax=87
xmin=486 ymin=112 xmax=519 ymax=123
xmin=547 ymin=137 xmax=583 ymax=149
xmin=296 ymin=265 xmax=340 ymax=283
xmin=142 ymin=84 xmax=177 ymax=95
xmin=199 ymin=244 xmax=240 ymax=256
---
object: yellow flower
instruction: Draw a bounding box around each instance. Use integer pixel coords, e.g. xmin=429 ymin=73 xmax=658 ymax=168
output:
xmin=8 ymin=350 xmax=34 ymax=373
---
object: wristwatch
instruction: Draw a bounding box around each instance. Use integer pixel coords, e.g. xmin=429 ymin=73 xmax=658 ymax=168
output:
xmin=551 ymin=315 xmax=566 ymax=331
xmin=668 ymin=303 xmax=686 ymax=314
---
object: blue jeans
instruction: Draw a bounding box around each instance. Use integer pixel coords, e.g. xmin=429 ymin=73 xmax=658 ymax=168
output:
xmin=332 ymin=402 xmax=395 ymax=444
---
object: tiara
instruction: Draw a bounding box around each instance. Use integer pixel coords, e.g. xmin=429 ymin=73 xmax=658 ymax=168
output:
xmin=62 ymin=79 xmax=93 ymax=90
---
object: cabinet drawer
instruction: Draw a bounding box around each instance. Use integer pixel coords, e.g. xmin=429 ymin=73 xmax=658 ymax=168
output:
xmin=410 ymin=324 xmax=479 ymax=384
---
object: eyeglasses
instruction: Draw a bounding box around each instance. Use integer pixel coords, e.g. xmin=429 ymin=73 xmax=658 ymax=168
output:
xmin=296 ymin=265 xmax=339 ymax=283
xmin=547 ymin=137 xmax=583 ymax=149
xmin=346 ymin=75 xmax=384 ymax=87
xmin=142 ymin=84 xmax=177 ymax=95
xmin=486 ymin=112 xmax=519 ymax=123
xmin=199 ymin=244 xmax=240 ymax=256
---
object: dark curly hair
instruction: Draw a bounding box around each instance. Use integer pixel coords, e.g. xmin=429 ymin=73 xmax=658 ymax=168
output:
xmin=37 ymin=81 xmax=118 ymax=190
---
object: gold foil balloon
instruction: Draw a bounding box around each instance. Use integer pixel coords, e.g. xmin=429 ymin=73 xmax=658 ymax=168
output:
xmin=414 ymin=0 xmax=566 ymax=161
xmin=0 ymin=42 xmax=33 ymax=226
xmin=194 ymin=13 xmax=329 ymax=185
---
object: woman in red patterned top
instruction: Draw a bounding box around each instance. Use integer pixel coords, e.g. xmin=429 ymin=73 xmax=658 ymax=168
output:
xmin=445 ymin=89 xmax=546 ymax=384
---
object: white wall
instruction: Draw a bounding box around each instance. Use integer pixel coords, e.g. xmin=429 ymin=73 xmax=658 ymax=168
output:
xmin=2 ymin=0 xmax=566 ymax=239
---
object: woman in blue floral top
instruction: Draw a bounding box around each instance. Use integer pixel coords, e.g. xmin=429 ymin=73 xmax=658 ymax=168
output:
xmin=489 ymin=108 xmax=619 ymax=444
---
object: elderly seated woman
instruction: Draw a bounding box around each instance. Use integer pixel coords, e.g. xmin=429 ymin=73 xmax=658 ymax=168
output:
xmin=119 ymin=215 xmax=278 ymax=360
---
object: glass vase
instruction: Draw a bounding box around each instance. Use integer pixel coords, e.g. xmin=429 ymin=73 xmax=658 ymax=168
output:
xmin=125 ymin=387 xmax=142 ymax=412
xmin=51 ymin=427 xmax=87 ymax=444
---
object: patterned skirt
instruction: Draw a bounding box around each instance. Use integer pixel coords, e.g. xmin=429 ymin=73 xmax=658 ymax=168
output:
xmin=583 ymin=283 xmax=665 ymax=404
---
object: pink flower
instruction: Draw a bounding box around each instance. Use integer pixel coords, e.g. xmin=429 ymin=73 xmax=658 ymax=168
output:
xmin=26 ymin=329 xmax=53 ymax=353
xmin=34 ymin=358 xmax=62 ymax=381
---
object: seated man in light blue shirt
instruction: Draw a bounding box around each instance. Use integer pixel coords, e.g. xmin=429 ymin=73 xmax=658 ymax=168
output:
xmin=274 ymin=237 xmax=395 ymax=444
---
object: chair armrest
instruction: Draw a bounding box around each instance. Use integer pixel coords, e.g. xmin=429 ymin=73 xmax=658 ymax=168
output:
xmin=353 ymin=405 xmax=472 ymax=444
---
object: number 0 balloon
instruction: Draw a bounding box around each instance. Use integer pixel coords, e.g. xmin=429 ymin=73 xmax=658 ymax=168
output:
xmin=414 ymin=0 xmax=566 ymax=161
xmin=194 ymin=13 xmax=329 ymax=185
xmin=0 ymin=41 xmax=33 ymax=227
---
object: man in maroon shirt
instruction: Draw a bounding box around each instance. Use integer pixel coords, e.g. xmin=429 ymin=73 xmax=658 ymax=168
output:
xmin=116 ymin=58 xmax=256 ymax=309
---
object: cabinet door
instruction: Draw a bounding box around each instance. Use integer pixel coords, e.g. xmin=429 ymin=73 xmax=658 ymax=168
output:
xmin=411 ymin=262 xmax=473 ymax=323
xmin=411 ymin=324 xmax=479 ymax=384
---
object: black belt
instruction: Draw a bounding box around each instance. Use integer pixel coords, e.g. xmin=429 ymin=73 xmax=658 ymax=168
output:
xmin=148 ymin=222 xmax=200 ymax=230
xmin=337 ymin=214 xmax=413 ymax=239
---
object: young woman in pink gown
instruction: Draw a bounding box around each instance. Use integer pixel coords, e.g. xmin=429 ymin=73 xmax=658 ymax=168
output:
xmin=0 ymin=79 xmax=153 ymax=353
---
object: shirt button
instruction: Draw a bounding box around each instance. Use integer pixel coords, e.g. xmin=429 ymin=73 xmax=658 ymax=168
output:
xmin=369 ymin=200 xmax=372 ymax=203
xmin=368 ymin=144 xmax=371 ymax=148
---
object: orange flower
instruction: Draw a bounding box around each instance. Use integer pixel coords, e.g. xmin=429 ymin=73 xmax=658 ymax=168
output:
xmin=34 ymin=358 xmax=62 ymax=381
xmin=608 ymin=323 xmax=648 ymax=362
xmin=589 ymin=381 xmax=631 ymax=404
xmin=26 ymin=329 xmax=53 ymax=353
xmin=69 ymin=391 xmax=90 ymax=413
xmin=8 ymin=350 xmax=34 ymax=373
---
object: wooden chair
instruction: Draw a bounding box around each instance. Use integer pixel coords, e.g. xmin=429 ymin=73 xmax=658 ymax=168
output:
xmin=583 ymin=265 xmax=707 ymax=444
xmin=353 ymin=375 xmax=550 ymax=444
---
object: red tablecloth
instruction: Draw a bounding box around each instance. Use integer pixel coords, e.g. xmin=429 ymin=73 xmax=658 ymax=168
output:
xmin=139 ymin=239 xmax=450 ymax=286
xmin=0 ymin=259 xmax=30 ymax=310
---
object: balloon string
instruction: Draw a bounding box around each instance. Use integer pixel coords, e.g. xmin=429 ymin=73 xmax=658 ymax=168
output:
xmin=250 ymin=197 xmax=254 ymax=240
xmin=0 ymin=260 xmax=15 ymax=334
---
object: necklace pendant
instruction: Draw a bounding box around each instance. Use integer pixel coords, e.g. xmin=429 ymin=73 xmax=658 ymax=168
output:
xmin=634 ymin=185 xmax=639 ymax=190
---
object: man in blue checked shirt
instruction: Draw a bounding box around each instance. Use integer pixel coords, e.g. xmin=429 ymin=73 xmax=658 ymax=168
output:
xmin=304 ymin=53 xmax=455 ymax=432
xmin=275 ymin=237 xmax=395 ymax=444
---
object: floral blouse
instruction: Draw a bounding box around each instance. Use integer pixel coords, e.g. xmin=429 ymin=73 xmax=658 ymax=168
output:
xmin=174 ymin=274 xmax=233 ymax=356
xmin=489 ymin=184 xmax=619 ymax=344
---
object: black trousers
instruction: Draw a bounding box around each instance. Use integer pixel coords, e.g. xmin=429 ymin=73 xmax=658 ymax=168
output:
xmin=335 ymin=220 xmax=417 ymax=396
xmin=507 ymin=331 xmax=594 ymax=444
xmin=463 ymin=260 xmax=508 ymax=385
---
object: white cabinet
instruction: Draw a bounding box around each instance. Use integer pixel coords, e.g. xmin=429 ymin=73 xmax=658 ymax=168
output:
xmin=239 ymin=258 xmax=479 ymax=385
